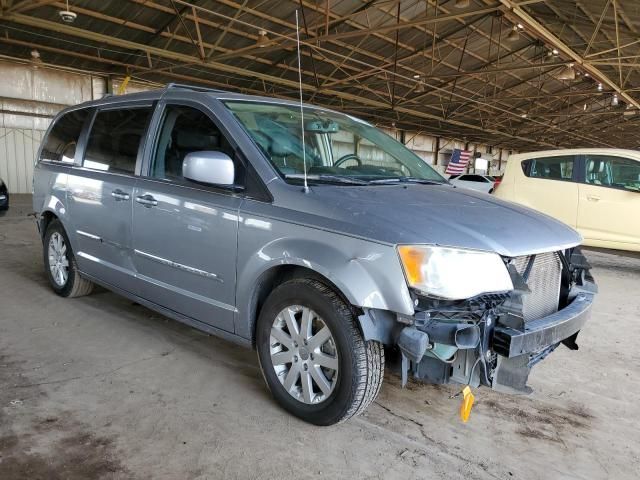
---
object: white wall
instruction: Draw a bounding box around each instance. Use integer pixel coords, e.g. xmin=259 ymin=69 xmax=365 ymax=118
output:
xmin=0 ymin=128 xmax=45 ymax=194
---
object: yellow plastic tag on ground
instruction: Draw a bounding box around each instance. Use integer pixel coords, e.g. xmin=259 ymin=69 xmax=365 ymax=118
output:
xmin=459 ymin=386 xmax=475 ymax=423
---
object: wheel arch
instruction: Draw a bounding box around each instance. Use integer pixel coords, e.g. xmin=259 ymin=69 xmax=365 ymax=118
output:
xmin=39 ymin=210 xmax=59 ymax=239
xmin=236 ymin=234 xmax=414 ymax=347
xmin=39 ymin=209 xmax=78 ymax=254
xmin=248 ymin=264 xmax=357 ymax=348
xmin=36 ymin=190 xmax=69 ymax=240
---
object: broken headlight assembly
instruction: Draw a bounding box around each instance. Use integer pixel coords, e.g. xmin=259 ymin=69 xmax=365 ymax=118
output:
xmin=397 ymin=245 xmax=514 ymax=300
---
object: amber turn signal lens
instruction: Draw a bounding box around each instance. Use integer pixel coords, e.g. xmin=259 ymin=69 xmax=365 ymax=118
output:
xmin=398 ymin=245 xmax=426 ymax=286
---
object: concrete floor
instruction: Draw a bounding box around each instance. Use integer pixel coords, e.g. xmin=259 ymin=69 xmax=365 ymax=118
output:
xmin=1 ymin=194 xmax=638 ymax=480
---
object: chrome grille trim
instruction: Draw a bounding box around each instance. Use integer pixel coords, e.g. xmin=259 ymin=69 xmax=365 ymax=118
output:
xmin=511 ymin=252 xmax=562 ymax=322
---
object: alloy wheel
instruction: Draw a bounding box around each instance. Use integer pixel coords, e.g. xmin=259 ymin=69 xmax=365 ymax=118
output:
xmin=48 ymin=232 xmax=69 ymax=287
xmin=269 ymin=305 xmax=339 ymax=404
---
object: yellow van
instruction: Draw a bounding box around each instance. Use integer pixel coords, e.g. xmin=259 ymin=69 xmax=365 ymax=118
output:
xmin=495 ymin=149 xmax=640 ymax=252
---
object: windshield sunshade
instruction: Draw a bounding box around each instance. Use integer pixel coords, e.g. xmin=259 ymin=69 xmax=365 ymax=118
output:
xmin=224 ymin=100 xmax=445 ymax=185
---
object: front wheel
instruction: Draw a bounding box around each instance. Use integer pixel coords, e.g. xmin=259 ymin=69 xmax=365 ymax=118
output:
xmin=256 ymin=278 xmax=384 ymax=425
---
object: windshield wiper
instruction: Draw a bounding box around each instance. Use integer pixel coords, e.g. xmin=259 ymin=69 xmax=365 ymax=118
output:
xmin=284 ymin=174 xmax=370 ymax=185
xmin=367 ymin=177 xmax=447 ymax=185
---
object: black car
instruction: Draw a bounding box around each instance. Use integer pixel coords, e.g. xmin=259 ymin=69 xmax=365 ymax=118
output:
xmin=0 ymin=177 xmax=8 ymax=214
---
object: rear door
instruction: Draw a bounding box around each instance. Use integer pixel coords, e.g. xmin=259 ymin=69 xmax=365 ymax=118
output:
xmin=577 ymin=154 xmax=640 ymax=249
xmin=67 ymin=105 xmax=153 ymax=293
xmin=514 ymin=154 xmax=579 ymax=228
xmin=131 ymin=100 xmax=244 ymax=333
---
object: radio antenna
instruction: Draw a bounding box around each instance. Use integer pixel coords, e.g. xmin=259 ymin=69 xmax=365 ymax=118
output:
xmin=295 ymin=10 xmax=309 ymax=193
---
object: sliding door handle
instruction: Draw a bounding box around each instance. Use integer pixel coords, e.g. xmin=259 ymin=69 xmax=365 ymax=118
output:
xmin=136 ymin=194 xmax=158 ymax=207
xmin=111 ymin=189 xmax=130 ymax=201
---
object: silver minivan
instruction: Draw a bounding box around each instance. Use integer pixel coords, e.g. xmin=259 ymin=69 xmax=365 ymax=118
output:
xmin=33 ymin=84 xmax=597 ymax=425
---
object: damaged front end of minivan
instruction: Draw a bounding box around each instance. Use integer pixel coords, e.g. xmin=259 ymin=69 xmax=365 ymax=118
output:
xmin=363 ymin=247 xmax=596 ymax=393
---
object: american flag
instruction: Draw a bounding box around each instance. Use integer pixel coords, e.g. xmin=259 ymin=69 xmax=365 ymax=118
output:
xmin=445 ymin=149 xmax=472 ymax=175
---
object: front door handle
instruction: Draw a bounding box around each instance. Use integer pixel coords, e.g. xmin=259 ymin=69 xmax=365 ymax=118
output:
xmin=586 ymin=195 xmax=601 ymax=202
xmin=111 ymin=189 xmax=130 ymax=201
xmin=136 ymin=194 xmax=158 ymax=207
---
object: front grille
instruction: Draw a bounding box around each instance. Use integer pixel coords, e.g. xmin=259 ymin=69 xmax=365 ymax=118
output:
xmin=511 ymin=252 xmax=562 ymax=321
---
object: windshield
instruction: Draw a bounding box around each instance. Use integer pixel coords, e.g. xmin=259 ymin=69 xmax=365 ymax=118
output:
xmin=224 ymin=100 xmax=445 ymax=185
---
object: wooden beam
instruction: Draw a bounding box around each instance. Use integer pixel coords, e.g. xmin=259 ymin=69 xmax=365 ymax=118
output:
xmin=498 ymin=0 xmax=640 ymax=110
xmin=7 ymin=0 xmax=56 ymax=14
xmin=3 ymin=11 xmax=567 ymax=147
xmin=295 ymin=4 xmax=502 ymax=44
xmin=192 ymin=5 xmax=206 ymax=60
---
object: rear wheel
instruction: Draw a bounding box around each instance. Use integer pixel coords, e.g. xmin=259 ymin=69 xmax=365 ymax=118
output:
xmin=43 ymin=220 xmax=94 ymax=298
xmin=256 ymin=278 xmax=384 ymax=425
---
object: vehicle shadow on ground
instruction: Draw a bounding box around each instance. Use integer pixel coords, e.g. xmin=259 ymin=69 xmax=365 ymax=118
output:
xmin=583 ymin=247 xmax=640 ymax=275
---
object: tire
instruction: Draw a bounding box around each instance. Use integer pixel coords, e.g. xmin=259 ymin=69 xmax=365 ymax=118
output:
xmin=256 ymin=278 xmax=384 ymax=425
xmin=43 ymin=219 xmax=94 ymax=298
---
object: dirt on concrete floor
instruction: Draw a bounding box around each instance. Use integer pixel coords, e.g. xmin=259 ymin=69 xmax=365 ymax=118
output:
xmin=1 ymin=194 xmax=638 ymax=480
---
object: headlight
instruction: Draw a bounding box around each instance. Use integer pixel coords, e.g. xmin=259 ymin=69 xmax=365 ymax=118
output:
xmin=397 ymin=245 xmax=513 ymax=300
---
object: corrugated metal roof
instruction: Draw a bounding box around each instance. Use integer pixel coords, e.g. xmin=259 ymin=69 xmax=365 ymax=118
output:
xmin=0 ymin=0 xmax=639 ymax=149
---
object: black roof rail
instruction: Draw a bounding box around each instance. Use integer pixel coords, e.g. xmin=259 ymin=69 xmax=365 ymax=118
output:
xmin=164 ymin=83 xmax=228 ymax=94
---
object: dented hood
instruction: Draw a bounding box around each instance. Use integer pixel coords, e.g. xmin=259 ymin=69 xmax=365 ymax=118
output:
xmin=296 ymin=184 xmax=582 ymax=258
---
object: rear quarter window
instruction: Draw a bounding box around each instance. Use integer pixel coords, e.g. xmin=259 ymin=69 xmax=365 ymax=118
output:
xmin=39 ymin=109 xmax=90 ymax=163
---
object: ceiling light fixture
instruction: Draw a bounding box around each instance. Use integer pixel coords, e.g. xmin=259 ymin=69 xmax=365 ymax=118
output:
xmin=29 ymin=49 xmax=42 ymax=69
xmin=256 ymin=30 xmax=269 ymax=48
xmin=611 ymin=94 xmax=619 ymax=107
xmin=454 ymin=0 xmax=470 ymax=8
xmin=551 ymin=48 xmax=560 ymax=56
xmin=597 ymin=83 xmax=603 ymax=91
xmin=58 ymin=0 xmax=77 ymax=23
xmin=556 ymin=64 xmax=576 ymax=81
xmin=415 ymin=78 xmax=425 ymax=94
xmin=507 ymin=27 xmax=520 ymax=42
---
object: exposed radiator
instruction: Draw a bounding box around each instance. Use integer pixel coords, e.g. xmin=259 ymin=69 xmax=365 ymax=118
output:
xmin=511 ymin=252 xmax=562 ymax=321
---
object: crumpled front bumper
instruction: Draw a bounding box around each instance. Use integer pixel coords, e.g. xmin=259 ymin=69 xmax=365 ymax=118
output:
xmin=492 ymin=292 xmax=594 ymax=358
xmin=489 ymin=288 xmax=595 ymax=393
xmin=393 ymin=279 xmax=596 ymax=392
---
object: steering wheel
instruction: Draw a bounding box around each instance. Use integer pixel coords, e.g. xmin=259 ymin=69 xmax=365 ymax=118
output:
xmin=334 ymin=153 xmax=362 ymax=168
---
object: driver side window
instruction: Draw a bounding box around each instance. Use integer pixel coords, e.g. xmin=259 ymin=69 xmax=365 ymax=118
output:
xmin=151 ymin=105 xmax=238 ymax=183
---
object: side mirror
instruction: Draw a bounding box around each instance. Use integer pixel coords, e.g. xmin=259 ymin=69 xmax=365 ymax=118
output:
xmin=183 ymin=151 xmax=235 ymax=186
